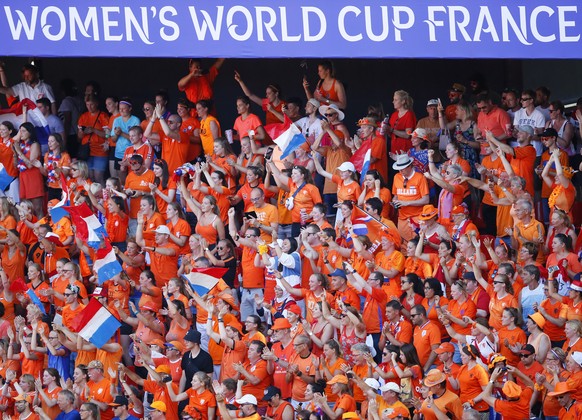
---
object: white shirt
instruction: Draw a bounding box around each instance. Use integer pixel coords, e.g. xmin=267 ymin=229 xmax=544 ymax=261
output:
xmin=513 ymin=108 xmax=546 ymax=155
xmin=11 ymin=80 xmax=55 ymax=104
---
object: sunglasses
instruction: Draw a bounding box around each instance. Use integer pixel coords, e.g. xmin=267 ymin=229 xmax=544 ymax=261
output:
xmin=325 ymin=113 xmax=337 ymax=117
xmin=521 ymin=97 xmax=532 ymax=101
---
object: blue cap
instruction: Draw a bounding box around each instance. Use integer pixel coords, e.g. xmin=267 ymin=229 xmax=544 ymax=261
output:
xmin=328 ymin=269 xmax=347 ymax=279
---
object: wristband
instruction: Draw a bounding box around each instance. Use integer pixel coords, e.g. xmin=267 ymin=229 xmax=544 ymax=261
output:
xmin=159 ymin=115 xmax=165 ymax=120
xmin=218 ymin=318 xmax=224 ymax=322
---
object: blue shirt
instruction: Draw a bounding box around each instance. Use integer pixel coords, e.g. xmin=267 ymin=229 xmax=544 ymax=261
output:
xmin=112 ymin=115 xmax=140 ymax=158
xmin=56 ymin=410 xmax=81 ymax=420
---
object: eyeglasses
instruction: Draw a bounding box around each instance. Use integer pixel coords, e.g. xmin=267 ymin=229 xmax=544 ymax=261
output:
xmin=410 ymin=313 xmax=420 ymax=318
xmin=154 ymin=158 xmax=164 ymax=165
xmin=521 ymin=97 xmax=532 ymax=102
xmin=549 ymin=109 xmax=556 ymax=113
xmin=62 ymin=269 xmax=73 ymax=272
xmin=64 ymin=293 xmax=75 ymax=297
xmin=324 ymin=113 xmax=337 ymax=117
xmin=143 ymin=107 xmax=152 ymax=111
xmin=520 ymin=353 xmax=532 ymax=358
xmin=245 ymin=234 xmax=257 ymax=238
xmin=493 ymin=281 xmax=505 ymax=284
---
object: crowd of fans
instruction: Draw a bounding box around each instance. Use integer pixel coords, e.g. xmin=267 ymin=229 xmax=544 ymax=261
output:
xmin=0 ymin=58 xmax=581 ymax=420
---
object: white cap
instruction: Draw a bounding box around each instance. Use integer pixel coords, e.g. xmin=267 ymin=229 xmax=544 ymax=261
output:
xmin=236 ymin=395 xmax=258 ymax=405
xmin=380 ymin=382 xmax=401 ymax=393
xmin=364 ymin=378 xmax=380 ymax=390
xmin=572 ymin=351 xmax=582 ymax=367
xmin=337 ymin=162 xmax=356 ymax=172
xmin=308 ymin=98 xmax=321 ymax=108
xmin=154 ymin=225 xmax=171 ymax=235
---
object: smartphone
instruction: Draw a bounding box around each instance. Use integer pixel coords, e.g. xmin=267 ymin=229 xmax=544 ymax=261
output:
xmin=265 ymin=147 xmax=274 ymax=160
xmin=244 ymin=211 xmax=258 ymax=219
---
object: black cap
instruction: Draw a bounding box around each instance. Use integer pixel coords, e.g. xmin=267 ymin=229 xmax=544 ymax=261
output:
xmin=109 ymin=395 xmax=129 ymax=407
xmin=541 ymin=127 xmax=558 ymax=138
xmin=262 ymin=386 xmax=281 ymax=401
xmin=184 ymin=329 xmax=201 ymax=344
xmin=519 ymin=344 xmax=536 ymax=356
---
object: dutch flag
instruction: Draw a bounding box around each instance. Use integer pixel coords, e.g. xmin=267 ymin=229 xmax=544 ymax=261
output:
xmin=75 ymin=299 xmax=121 ymax=348
xmin=64 ymin=203 xmax=108 ymax=249
xmin=93 ymin=242 xmax=123 ymax=284
xmin=273 ymin=115 xmax=307 ymax=159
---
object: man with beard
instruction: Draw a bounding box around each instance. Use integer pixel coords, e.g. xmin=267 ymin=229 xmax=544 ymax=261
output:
xmin=445 ymin=83 xmax=466 ymax=122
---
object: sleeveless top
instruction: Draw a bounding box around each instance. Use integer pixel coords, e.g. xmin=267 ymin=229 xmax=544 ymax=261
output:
xmin=340 ymin=325 xmax=365 ymax=365
xmin=195 ymin=214 xmax=219 ymax=245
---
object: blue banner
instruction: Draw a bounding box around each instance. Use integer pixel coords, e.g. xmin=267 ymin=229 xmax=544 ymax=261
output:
xmin=0 ymin=0 xmax=580 ymax=58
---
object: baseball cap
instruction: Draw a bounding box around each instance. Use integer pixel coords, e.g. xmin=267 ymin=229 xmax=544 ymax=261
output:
xmin=426 ymin=99 xmax=439 ymax=107
xmin=109 ymin=395 xmax=129 ymax=407
xmin=327 ymin=269 xmax=347 ymax=279
xmin=150 ymin=401 xmax=167 ymax=412
xmin=435 ymin=342 xmax=455 ymax=354
xmin=327 ymin=375 xmax=349 ymax=385
xmin=154 ymin=225 xmax=171 ymax=235
xmin=262 ymin=386 xmax=281 ymax=401
xmin=236 ymin=395 xmax=258 ymax=406
xmin=519 ymin=344 xmax=536 ymax=356
xmin=380 ymin=382 xmax=401 ymax=393
xmin=165 ymin=341 xmax=185 ymax=353
xmin=184 ymin=329 xmax=201 ymax=344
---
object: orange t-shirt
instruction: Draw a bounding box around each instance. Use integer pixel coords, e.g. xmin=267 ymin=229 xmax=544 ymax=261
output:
xmin=289 ymin=352 xmax=316 ymax=402
xmin=487 ymin=285 xmax=517 ymax=331
xmin=241 ymin=359 xmax=271 ymax=406
xmin=498 ymin=326 xmax=526 ymax=366
xmin=220 ymin=340 xmax=247 ymax=382
xmin=104 ymin=208 xmax=129 ymax=244
xmin=168 ymin=218 xmax=192 ymax=256
xmin=287 ymin=180 xmax=322 ymax=224
xmin=456 ymin=363 xmax=489 ymax=412
xmin=392 ymin=171 xmax=429 ymax=219
xmin=331 ymin=175 xmax=361 ymax=204
xmin=510 ymin=145 xmax=537 ymax=196
xmin=248 ymin=203 xmax=278 ymax=244
xmin=78 ymin=111 xmax=110 ymax=157
xmin=124 ymin=169 xmax=156 ymax=218
xmin=412 ymin=320 xmax=441 ymax=367
xmin=149 ymin=244 xmax=179 ymax=288
xmin=161 ymin=132 xmax=190 ymax=173
xmin=241 ymin=247 xmax=264 ymax=289
xmin=1 ymin=246 xmax=26 ymax=283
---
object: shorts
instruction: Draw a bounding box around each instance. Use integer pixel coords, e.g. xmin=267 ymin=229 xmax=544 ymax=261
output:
xmin=88 ymin=156 xmax=108 ymax=172
xmin=113 ymin=157 xmax=122 ymax=171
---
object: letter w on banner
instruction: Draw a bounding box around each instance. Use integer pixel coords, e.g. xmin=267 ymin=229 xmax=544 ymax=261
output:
xmin=71 ymin=299 xmax=121 ymax=348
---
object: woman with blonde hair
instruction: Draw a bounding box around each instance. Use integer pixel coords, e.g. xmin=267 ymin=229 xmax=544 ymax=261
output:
xmin=387 ymin=90 xmax=416 ymax=153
